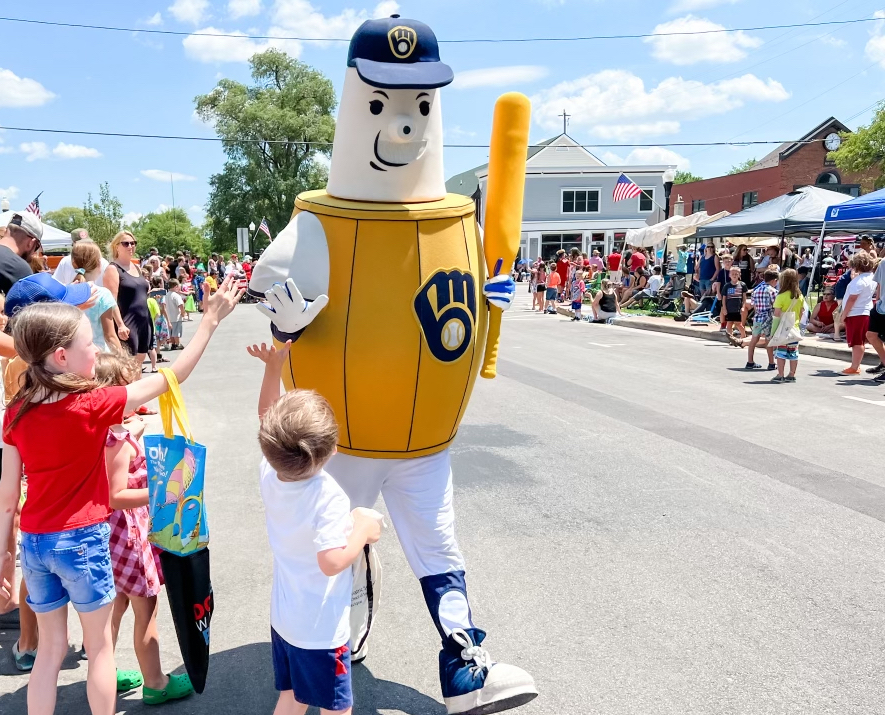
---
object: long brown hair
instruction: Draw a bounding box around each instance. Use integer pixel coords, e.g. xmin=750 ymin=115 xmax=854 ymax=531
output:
xmin=71 ymin=240 xmax=102 ymax=277
xmin=5 ymin=303 xmax=97 ymax=434
xmin=778 ymin=268 xmax=801 ymax=299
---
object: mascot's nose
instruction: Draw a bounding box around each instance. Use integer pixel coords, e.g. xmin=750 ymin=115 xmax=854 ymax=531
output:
xmin=389 ymin=115 xmax=415 ymax=142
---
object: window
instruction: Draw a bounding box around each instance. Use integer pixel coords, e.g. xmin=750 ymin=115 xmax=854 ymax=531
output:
xmin=638 ymin=188 xmax=654 ymax=213
xmin=562 ymin=189 xmax=600 ymax=214
xmin=691 ymin=199 xmax=706 ymax=213
xmin=742 ymin=191 xmax=758 ymax=209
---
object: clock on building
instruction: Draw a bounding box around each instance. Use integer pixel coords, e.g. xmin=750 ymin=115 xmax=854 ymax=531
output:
xmin=824 ymin=132 xmax=842 ymax=152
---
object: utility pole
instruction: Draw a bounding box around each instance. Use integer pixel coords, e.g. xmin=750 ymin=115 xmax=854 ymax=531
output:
xmin=170 ymin=173 xmax=178 ymax=241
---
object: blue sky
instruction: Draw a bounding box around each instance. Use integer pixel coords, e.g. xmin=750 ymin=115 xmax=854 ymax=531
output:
xmin=2 ymin=0 xmax=885 ymax=227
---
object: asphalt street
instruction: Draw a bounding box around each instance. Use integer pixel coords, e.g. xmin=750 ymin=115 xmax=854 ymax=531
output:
xmin=2 ymin=292 xmax=885 ymax=714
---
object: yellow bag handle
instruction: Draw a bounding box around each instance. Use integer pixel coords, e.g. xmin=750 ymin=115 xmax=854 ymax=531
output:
xmin=157 ymin=368 xmax=194 ymax=443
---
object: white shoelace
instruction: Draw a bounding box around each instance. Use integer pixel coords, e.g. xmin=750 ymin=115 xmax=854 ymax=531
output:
xmin=451 ymin=628 xmax=494 ymax=674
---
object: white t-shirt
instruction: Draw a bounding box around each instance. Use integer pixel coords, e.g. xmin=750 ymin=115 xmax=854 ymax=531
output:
xmin=165 ymin=291 xmax=184 ymax=323
xmin=259 ymin=459 xmax=352 ymax=649
xmin=844 ymin=272 xmax=876 ymax=317
xmin=647 ymin=275 xmax=664 ymax=294
xmin=53 ymin=254 xmax=108 ymax=287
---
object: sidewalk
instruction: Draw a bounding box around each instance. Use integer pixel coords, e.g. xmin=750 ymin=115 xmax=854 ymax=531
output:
xmin=555 ymin=306 xmax=881 ymax=366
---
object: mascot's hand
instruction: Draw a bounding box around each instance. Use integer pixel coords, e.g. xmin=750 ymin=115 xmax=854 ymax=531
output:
xmin=256 ymin=278 xmax=329 ymax=333
xmin=483 ymin=274 xmax=516 ymax=311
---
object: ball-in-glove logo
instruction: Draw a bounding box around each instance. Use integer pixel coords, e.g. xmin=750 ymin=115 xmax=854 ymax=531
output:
xmin=388 ymin=26 xmax=417 ymax=59
xmin=413 ymin=270 xmax=477 ymax=363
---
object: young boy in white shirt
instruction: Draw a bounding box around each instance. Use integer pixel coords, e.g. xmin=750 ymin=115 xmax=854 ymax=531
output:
xmin=248 ymin=340 xmax=383 ymax=715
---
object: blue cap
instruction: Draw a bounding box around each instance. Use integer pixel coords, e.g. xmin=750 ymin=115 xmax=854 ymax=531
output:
xmin=347 ymin=15 xmax=453 ymax=90
xmin=6 ymin=273 xmax=93 ymax=317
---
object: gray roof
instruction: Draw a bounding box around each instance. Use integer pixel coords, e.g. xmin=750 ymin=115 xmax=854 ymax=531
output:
xmin=445 ymin=136 xmax=559 ymax=196
xmin=748 ymin=117 xmax=850 ymax=172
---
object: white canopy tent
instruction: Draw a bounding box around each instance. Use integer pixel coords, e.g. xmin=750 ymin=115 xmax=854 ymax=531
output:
xmin=0 ymin=210 xmax=72 ymax=252
xmin=626 ymin=211 xmax=730 ymax=248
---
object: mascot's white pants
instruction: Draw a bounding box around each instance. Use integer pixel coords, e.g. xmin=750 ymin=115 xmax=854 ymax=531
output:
xmin=326 ymin=448 xmax=473 ymax=635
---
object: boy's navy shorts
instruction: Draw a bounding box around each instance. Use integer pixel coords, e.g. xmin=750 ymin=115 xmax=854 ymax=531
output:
xmin=271 ymin=628 xmax=353 ymax=711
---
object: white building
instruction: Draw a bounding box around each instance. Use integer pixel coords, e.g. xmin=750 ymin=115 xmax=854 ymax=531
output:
xmin=446 ymin=134 xmax=675 ymax=261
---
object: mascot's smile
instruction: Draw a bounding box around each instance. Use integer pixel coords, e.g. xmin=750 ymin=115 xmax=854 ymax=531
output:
xmin=371 ymin=132 xmax=427 ymax=172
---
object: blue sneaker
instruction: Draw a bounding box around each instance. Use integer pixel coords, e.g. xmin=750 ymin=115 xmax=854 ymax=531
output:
xmin=441 ymin=628 xmax=537 ymax=715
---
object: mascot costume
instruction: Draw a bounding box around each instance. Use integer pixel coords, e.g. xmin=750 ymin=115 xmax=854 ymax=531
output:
xmin=250 ymin=15 xmax=535 ymax=715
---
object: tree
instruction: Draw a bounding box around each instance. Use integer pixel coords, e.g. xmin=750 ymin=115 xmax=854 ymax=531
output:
xmin=83 ymin=182 xmax=123 ymax=246
xmin=195 ymin=49 xmax=336 ymax=252
xmin=674 ymin=171 xmax=703 ymax=184
xmin=43 ymin=206 xmax=87 ymax=234
xmin=728 ymin=158 xmax=758 ymax=175
xmin=831 ymin=102 xmax=885 ymax=189
xmin=129 ymin=208 xmax=209 ymax=258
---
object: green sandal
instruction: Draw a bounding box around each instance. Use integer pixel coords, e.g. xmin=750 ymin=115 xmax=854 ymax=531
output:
xmin=117 ymin=669 xmax=144 ymax=692
xmin=143 ymin=673 xmax=195 ymax=705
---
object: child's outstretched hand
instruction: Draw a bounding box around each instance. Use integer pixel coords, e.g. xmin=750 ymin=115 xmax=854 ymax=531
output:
xmin=247 ymin=340 xmax=291 ymax=365
xmin=203 ymin=274 xmax=243 ymax=323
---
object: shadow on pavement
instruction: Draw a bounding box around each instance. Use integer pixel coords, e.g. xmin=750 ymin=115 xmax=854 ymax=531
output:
xmin=0 ymin=641 xmax=444 ymax=715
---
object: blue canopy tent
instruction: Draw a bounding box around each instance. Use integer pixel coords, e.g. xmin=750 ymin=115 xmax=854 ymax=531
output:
xmin=807 ymin=188 xmax=885 ymax=295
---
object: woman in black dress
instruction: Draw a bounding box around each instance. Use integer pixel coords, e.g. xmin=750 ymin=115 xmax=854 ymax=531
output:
xmin=104 ymin=230 xmax=153 ymax=366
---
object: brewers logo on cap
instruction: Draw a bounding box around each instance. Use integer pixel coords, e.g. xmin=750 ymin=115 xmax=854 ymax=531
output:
xmin=388 ymin=26 xmax=417 ymax=59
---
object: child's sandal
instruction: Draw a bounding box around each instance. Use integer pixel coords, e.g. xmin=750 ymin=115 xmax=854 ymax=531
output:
xmin=142 ymin=672 xmax=195 ymax=705
xmin=117 ymin=669 xmax=144 ymax=692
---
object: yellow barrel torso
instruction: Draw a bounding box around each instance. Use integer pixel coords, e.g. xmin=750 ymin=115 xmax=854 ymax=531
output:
xmin=277 ymin=190 xmax=488 ymax=459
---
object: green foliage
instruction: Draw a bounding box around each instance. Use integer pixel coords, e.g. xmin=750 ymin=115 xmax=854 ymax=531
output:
xmin=129 ymin=208 xmax=209 ymax=258
xmin=674 ymin=171 xmax=702 ymax=184
xmin=728 ymin=158 xmax=758 ymax=175
xmin=831 ymin=102 xmax=885 ymax=189
xmin=83 ymin=182 xmax=123 ymax=246
xmin=195 ymin=49 xmax=336 ymax=252
xmin=43 ymin=206 xmax=87 ymax=234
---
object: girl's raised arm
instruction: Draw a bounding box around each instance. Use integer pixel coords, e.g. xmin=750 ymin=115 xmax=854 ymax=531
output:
xmin=125 ymin=275 xmax=243 ymax=412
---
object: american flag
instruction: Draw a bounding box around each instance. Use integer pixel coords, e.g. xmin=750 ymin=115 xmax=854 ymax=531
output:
xmin=26 ymin=193 xmax=42 ymax=220
xmin=258 ymin=217 xmax=272 ymax=240
xmin=613 ymin=174 xmax=643 ymax=203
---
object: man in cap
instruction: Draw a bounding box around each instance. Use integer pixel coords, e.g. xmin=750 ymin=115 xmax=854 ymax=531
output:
xmin=0 ymin=213 xmax=42 ymax=295
xmin=53 ymin=227 xmax=108 ymax=287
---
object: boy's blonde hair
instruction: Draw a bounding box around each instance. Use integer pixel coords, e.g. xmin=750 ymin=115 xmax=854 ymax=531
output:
xmin=94 ymin=352 xmax=140 ymax=387
xmin=849 ymin=250 xmax=875 ymax=273
xmin=259 ymin=389 xmax=338 ymax=481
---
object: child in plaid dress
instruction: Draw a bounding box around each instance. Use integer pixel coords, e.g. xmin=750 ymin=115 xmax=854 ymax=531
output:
xmin=96 ymin=352 xmax=195 ymax=705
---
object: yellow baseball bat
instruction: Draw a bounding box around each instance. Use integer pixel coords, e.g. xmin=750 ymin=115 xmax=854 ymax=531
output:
xmin=480 ymin=92 xmax=532 ymax=379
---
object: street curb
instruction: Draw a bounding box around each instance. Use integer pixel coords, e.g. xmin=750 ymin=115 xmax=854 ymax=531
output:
xmin=555 ymin=306 xmax=880 ymax=366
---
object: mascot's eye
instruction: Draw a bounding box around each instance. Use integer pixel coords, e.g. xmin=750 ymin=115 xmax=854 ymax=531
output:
xmin=369 ymin=100 xmax=384 ymax=115
xmin=419 ymin=100 xmax=431 ymax=117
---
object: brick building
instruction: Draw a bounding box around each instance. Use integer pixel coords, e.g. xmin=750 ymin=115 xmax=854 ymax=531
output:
xmin=675 ymin=118 xmax=878 ymax=217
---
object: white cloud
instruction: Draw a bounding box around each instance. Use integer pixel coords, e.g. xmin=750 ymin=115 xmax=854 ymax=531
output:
xmin=531 ymin=69 xmax=789 ymax=139
xmin=122 ymin=211 xmax=143 ymax=226
xmin=141 ymin=169 xmax=198 ymax=182
xmin=228 ymin=0 xmax=262 ymax=18
xmin=19 ymin=142 xmax=50 ymax=161
xmin=866 ymin=11 xmax=885 ymax=68
xmin=0 ymin=186 xmax=19 ymax=200
xmin=446 ymin=125 xmax=478 ymax=140
xmin=52 ymin=142 xmax=102 ymax=159
xmin=271 ymin=0 xmax=399 ymax=43
xmin=183 ymin=26 xmax=303 ymax=62
xmin=0 ymin=145 xmax=14 ymax=155
xmin=0 ymin=68 xmax=55 ymax=107
xmin=144 ymin=12 xmax=164 ymax=25
xmin=169 ymin=0 xmax=210 ymax=24
xmin=819 ymin=35 xmax=846 ymax=49
xmin=602 ymin=147 xmax=691 ymax=169
xmin=646 ymin=15 xmax=762 ymax=65
xmin=452 ymin=66 xmax=549 ymax=90
xmin=188 ymin=205 xmax=206 ymax=222
xmin=669 ymin=0 xmax=740 ymax=11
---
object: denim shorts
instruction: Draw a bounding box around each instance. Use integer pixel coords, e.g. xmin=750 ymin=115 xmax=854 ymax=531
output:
xmin=271 ymin=628 xmax=353 ymax=711
xmin=699 ymin=279 xmax=712 ymax=292
xmin=20 ymin=522 xmax=115 ymax=613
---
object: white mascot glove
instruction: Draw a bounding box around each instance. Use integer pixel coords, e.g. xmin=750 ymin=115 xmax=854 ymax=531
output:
xmin=483 ymin=273 xmax=516 ymax=311
xmin=256 ymin=278 xmax=329 ymax=334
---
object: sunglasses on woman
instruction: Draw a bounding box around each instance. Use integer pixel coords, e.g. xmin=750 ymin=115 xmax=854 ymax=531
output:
xmin=120 ymin=240 xmax=138 ymax=248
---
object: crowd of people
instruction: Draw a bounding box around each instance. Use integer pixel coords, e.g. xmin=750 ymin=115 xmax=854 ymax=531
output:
xmin=518 ymin=235 xmax=885 ymax=383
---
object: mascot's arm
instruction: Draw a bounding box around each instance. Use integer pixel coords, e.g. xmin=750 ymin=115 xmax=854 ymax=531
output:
xmin=248 ymin=211 xmax=331 ymax=341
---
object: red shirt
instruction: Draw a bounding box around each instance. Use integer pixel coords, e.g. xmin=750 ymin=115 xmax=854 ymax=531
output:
xmin=630 ymin=252 xmax=647 ymax=271
xmin=4 ymin=386 xmax=127 ymax=534
xmin=556 ymin=257 xmax=570 ymax=285
xmin=608 ymin=253 xmax=622 ymax=272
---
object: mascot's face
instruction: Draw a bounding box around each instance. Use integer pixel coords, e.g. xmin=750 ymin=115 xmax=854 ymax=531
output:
xmin=327 ymin=68 xmax=446 ymax=204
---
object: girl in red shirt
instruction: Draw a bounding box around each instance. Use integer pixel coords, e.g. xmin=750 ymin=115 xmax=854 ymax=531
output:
xmin=0 ymin=276 xmax=242 ymax=715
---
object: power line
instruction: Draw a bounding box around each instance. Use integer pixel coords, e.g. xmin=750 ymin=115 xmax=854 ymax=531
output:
xmin=0 ymin=14 xmax=881 ymax=44
xmin=0 ymin=124 xmax=855 ymax=149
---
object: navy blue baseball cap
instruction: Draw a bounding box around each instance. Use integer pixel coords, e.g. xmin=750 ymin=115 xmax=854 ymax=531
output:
xmin=6 ymin=272 xmax=92 ymax=317
xmin=347 ymin=15 xmax=453 ymax=90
